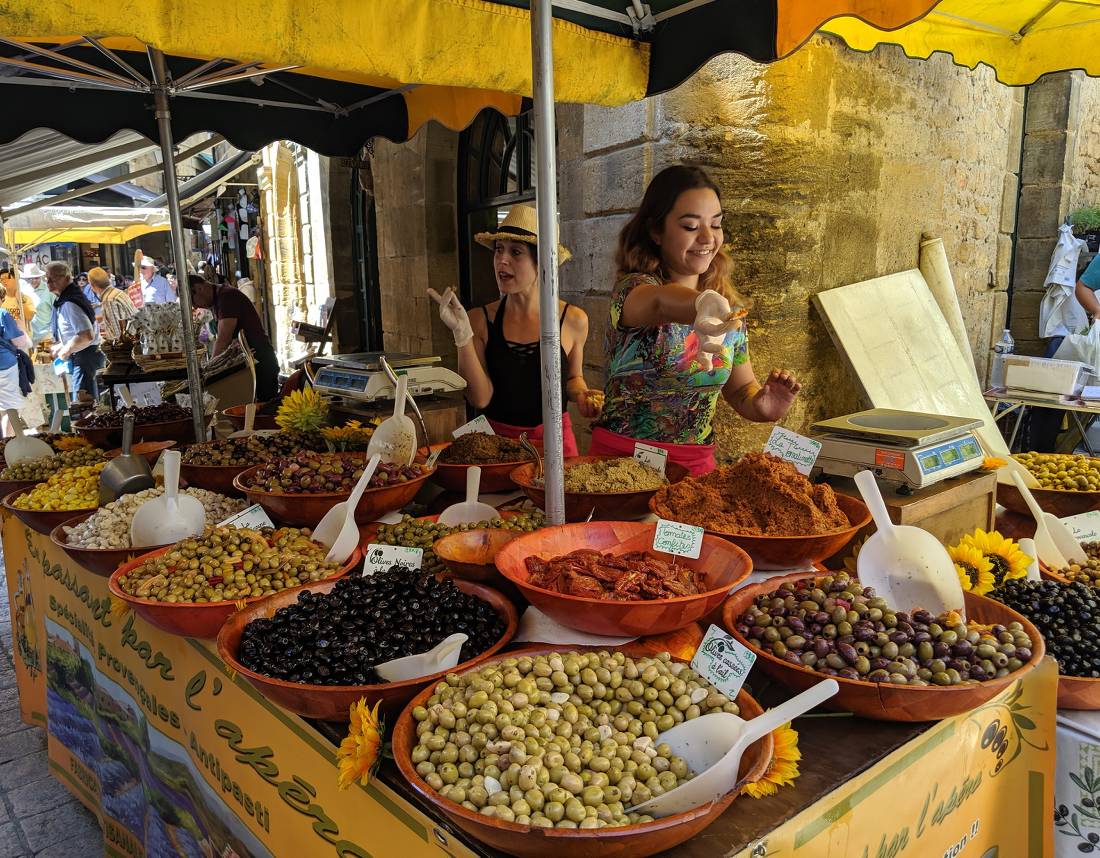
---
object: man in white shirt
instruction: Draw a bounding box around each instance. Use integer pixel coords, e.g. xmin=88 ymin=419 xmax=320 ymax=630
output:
xmin=139 ymin=257 xmax=176 ymax=304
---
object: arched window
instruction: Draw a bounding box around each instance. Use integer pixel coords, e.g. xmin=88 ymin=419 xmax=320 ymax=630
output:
xmin=457 ymin=110 xmax=535 ymax=308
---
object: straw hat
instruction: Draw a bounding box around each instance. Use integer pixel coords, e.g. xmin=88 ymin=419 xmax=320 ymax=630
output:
xmin=19 ymin=263 xmax=45 ymax=280
xmin=474 ymin=204 xmax=571 ymax=263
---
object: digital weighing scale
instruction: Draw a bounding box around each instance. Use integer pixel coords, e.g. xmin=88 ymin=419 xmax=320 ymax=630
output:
xmin=811 ymin=408 xmax=985 ymax=491
xmin=310 ymin=352 xmax=466 ymax=402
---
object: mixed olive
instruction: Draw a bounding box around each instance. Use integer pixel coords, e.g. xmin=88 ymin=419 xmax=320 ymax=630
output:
xmin=181 ymin=431 xmax=327 ymax=467
xmin=116 ymin=525 xmax=343 ymax=603
xmin=1052 ymin=541 xmax=1100 ymax=586
xmin=1015 ymin=452 xmax=1100 ymax=491
xmin=373 ymin=512 xmax=544 ymax=575
xmin=242 ymin=451 xmax=428 ymax=493
xmin=991 ymin=579 xmax=1098 ymax=678
xmin=734 ymin=572 xmax=1034 ymax=685
xmin=77 ymin=403 xmax=191 ymax=428
xmin=410 ymin=650 xmax=738 ymax=828
xmin=237 ymin=566 xmax=506 ymax=685
xmin=0 ymin=446 xmax=106 ymax=481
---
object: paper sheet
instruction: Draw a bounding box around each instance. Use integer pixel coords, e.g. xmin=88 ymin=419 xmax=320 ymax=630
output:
xmin=514 ymin=607 xmax=638 ymax=646
xmin=919 ymin=236 xmax=975 ymax=367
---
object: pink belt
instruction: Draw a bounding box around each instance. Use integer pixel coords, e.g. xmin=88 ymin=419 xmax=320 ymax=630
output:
xmin=588 ymin=426 xmax=716 ymax=476
xmin=486 ymin=412 xmax=579 ymax=457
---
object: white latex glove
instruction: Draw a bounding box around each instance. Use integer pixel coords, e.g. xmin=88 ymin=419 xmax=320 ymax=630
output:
xmin=692 ymin=289 xmax=741 ymax=371
xmin=428 ymin=287 xmax=474 ymax=348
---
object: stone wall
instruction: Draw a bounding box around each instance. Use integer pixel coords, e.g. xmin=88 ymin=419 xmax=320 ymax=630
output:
xmin=1066 ymin=75 xmax=1100 ymax=217
xmin=558 ymin=35 xmax=1021 ymax=458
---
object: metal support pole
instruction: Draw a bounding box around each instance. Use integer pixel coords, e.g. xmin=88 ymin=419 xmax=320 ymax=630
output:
xmin=530 ymin=0 xmax=565 ymax=525
xmin=150 ymin=49 xmax=207 ymax=443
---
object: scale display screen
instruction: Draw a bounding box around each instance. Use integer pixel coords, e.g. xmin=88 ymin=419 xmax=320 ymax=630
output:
xmin=315 ymin=368 xmax=370 ymax=393
xmin=917 ymin=434 xmax=982 ymax=475
xmin=920 ymin=452 xmax=941 ymax=471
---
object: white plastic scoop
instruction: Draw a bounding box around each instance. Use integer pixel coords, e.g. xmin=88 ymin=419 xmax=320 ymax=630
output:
xmin=375 ymin=633 xmax=468 ymax=682
xmin=229 ymin=402 xmax=257 ymax=439
xmin=854 ymin=470 xmax=965 ymax=618
xmin=1020 ymin=537 xmax=1041 ymax=582
xmin=366 ymin=375 xmax=416 ymax=466
xmin=130 ymin=449 xmax=206 ymax=547
xmin=437 ymin=466 xmax=497 ymax=527
xmin=1010 ymin=470 xmax=1085 ymax=568
xmin=4 ymin=409 xmax=54 ymax=466
xmin=630 ymin=679 xmax=839 ymax=818
xmin=314 ymin=454 xmax=381 ymax=564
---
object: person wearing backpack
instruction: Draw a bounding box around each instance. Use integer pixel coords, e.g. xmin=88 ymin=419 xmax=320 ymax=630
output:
xmin=45 ymin=262 xmax=101 ymax=403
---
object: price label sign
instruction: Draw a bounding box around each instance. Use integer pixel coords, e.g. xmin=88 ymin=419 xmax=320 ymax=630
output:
xmin=1061 ymin=510 xmax=1100 ymax=543
xmin=453 ymin=415 xmax=495 ymax=439
xmin=633 ymin=442 xmax=668 ymax=475
xmin=764 ymin=426 xmax=822 ymax=476
xmin=691 ymin=624 xmax=757 ymax=700
xmin=363 ymin=544 xmax=424 ymax=576
xmin=426 ymin=447 xmax=444 ymax=468
xmin=218 ymin=504 xmax=275 ymax=530
xmin=652 ymin=518 xmax=704 ymax=560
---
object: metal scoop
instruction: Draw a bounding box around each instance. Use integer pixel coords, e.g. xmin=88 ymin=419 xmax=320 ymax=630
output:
xmin=98 ymin=413 xmax=154 ymax=504
xmin=438 ymin=466 xmax=497 ymax=527
xmin=630 ymin=679 xmax=839 ymax=818
xmin=1010 ymin=469 xmax=1085 ymax=568
xmin=854 ymin=470 xmax=965 ymax=618
xmin=375 ymin=633 xmax=468 ymax=682
xmin=366 ymin=375 xmax=416 ymax=466
xmin=130 ymin=450 xmax=206 ymax=547
xmin=4 ymin=409 xmax=53 ymax=466
xmin=314 ymin=454 xmax=381 ymax=564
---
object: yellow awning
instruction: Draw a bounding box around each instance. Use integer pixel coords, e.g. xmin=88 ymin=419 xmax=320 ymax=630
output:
xmin=3 ymin=207 xmax=171 ymax=248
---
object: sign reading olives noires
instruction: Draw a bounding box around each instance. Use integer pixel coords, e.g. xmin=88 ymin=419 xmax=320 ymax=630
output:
xmin=691 ymin=624 xmax=757 ymax=700
xmin=363 ymin=543 xmax=424 ymax=576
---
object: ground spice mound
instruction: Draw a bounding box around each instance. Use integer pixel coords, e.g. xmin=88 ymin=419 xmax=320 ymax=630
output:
xmin=439 ymin=432 xmax=530 ymax=465
xmin=652 ymin=452 xmax=850 ymax=535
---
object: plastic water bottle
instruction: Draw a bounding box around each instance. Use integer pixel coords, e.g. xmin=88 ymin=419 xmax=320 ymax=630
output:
xmin=991 ymin=328 xmax=1014 ymax=389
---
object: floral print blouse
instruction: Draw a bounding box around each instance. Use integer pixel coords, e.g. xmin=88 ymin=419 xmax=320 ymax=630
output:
xmin=596 ymin=274 xmax=749 ymax=445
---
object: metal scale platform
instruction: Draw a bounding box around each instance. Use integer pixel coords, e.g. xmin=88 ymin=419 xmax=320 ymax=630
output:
xmin=311 ymin=352 xmax=466 ymax=402
xmin=812 ymin=408 xmax=985 ymax=491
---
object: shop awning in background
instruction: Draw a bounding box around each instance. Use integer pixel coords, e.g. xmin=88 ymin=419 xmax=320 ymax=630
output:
xmin=0 ymin=1 xmax=941 ymax=155
xmin=824 ymin=0 xmax=1100 ymax=84
xmin=3 ymin=206 xmax=171 ymax=247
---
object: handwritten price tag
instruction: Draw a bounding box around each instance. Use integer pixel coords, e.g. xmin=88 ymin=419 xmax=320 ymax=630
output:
xmin=691 ymin=624 xmax=757 ymax=700
xmin=764 ymin=426 xmax=822 ymax=475
xmin=633 ymin=442 xmax=667 ymax=476
xmin=218 ymin=504 xmax=275 ymax=530
xmin=363 ymin=544 xmax=424 ymax=576
xmin=453 ymin=415 xmax=494 ymax=439
xmin=1061 ymin=510 xmax=1100 ymax=543
xmin=652 ymin=518 xmax=704 ymax=559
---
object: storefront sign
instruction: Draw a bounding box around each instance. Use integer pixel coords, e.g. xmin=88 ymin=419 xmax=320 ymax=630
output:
xmin=453 ymin=416 xmax=494 ymax=438
xmin=653 ymin=518 xmax=704 ymax=559
xmin=219 ymin=504 xmax=276 ymax=530
xmin=633 ymin=442 xmax=668 ymax=475
xmin=764 ymin=427 xmax=822 ymax=475
xmin=691 ymin=624 xmax=756 ymax=700
xmin=363 ymin=544 xmax=424 ymax=576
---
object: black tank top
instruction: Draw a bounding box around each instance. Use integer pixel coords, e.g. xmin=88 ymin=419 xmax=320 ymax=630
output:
xmin=482 ymin=296 xmax=570 ymax=427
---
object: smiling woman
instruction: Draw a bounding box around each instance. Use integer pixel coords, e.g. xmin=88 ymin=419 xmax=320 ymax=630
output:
xmin=589 ymin=166 xmax=803 ymax=475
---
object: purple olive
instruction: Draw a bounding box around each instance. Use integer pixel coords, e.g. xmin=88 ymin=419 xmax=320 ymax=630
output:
xmin=1016 ymin=648 xmax=1032 ymax=661
xmin=786 ymin=617 xmax=805 ymax=633
xmin=952 ymin=641 xmax=974 ymax=658
xmin=933 ymin=642 xmax=950 ymax=659
xmin=837 ymin=668 xmax=860 ymax=680
xmin=837 ymin=642 xmax=858 ymax=664
xmin=814 ymin=640 xmax=831 ymax=659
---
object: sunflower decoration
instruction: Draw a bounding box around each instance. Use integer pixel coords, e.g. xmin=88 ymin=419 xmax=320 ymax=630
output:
xmin=981 ymin=456 xmax=1007 ymax=471
xmin=959 ymin=529 xmax=1032 ymax=587
xmin=275 ymin=388 xmax=330 ymax=433
xmin=741 ymin=722 xmax=801 ymax=799
xmin=947 ymin=542 xmax=995 ymax=595
xmin=337 ymin=698 xmax=384 ymax=790
xmin=321 ymin=419 xmax=379 ymax=452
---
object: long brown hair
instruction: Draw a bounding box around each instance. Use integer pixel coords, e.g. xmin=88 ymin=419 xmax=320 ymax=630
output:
xmin=615 ymin=165 xmax=749 ymax=308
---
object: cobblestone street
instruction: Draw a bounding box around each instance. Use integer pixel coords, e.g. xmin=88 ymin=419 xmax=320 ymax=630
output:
xmin=0 ymin=550 xmax=103 ymax=857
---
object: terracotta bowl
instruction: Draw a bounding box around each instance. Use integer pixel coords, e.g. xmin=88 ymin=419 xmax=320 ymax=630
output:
xmin=1058 ymin=675 xmax=1100 ymax=710
xmin=232 ymin=461 xmax=435 ymax=527
xmin=180 ymin=461 xmax=252 ymax=496
xmin=109 ymin=546 xmax=362 ymax=639
xmin=432 ymin=458 xmax=533 ymax=494
xmin=392 ymin=644 xmax=773 ymax=858
xmin=998 ymin=480 xmax=1100 ymax=518
xmin=106 ymin=440 xmax=176 ymax=466
xmin=49 ymin=512 xmax=171 ymax=578
xmin=651 ymin=492 xmax=871 ymax=571
xmin=216 ymin=578 xmax=517 ymax=720
xmin=494 ymin=521 xmax=752 ymax=637
xmin=222 ymin=403 xmax=280 ymax=431
xmin=74 ymin=415 xmax=196 ymax=450
xmin=433 ymin=529 xmax=521 ymax=582
xmin=0 ymin=477 xmax=40 ymax=500
xmin=2 ymin=487 xmax=97 ymax=535
xmin=511 ymin=456 xmax=689 ymax=522
xmin=721 ymin=572 xmax=1046 ymax=722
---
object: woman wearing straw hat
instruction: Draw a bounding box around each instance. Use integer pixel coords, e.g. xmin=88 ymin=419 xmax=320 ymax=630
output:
xmin=428 ymin=204 xmax=601 ymax=455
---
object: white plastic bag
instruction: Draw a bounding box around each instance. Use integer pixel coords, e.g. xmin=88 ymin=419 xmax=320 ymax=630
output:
xmin=1053 ymin=320 xmax=1100 ymax=369
xmin=1040 ymin=224 xmax=1090 ymax=337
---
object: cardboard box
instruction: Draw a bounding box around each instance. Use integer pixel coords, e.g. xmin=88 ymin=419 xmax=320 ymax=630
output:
xmin=1003 ymin=355 xmax=1090 ymax=395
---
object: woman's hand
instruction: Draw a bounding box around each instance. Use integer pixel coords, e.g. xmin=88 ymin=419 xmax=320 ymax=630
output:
xmin=427 ymin=287 xmax=474 ymax=348
xmin=753 ymin=369 xmax=802 ymax=421
xmin=577 ymin=389 xmax=604 ymax=419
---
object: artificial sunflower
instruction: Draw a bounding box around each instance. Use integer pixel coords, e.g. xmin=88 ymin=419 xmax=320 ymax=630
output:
xmin=337 ymin=698 xmax=384 ymax=790
xmin=740 ymin=722 xmax=801 ymax=799
xmin=947 ymin=542 xmax=995 ymax=595
xmin=981 ymin=456 xmax=1007 ymax=471
xmin=960 ymin=529 xmax=1032 ymax=587
xmin=109 ymin=596 xmax=131 ymax=621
